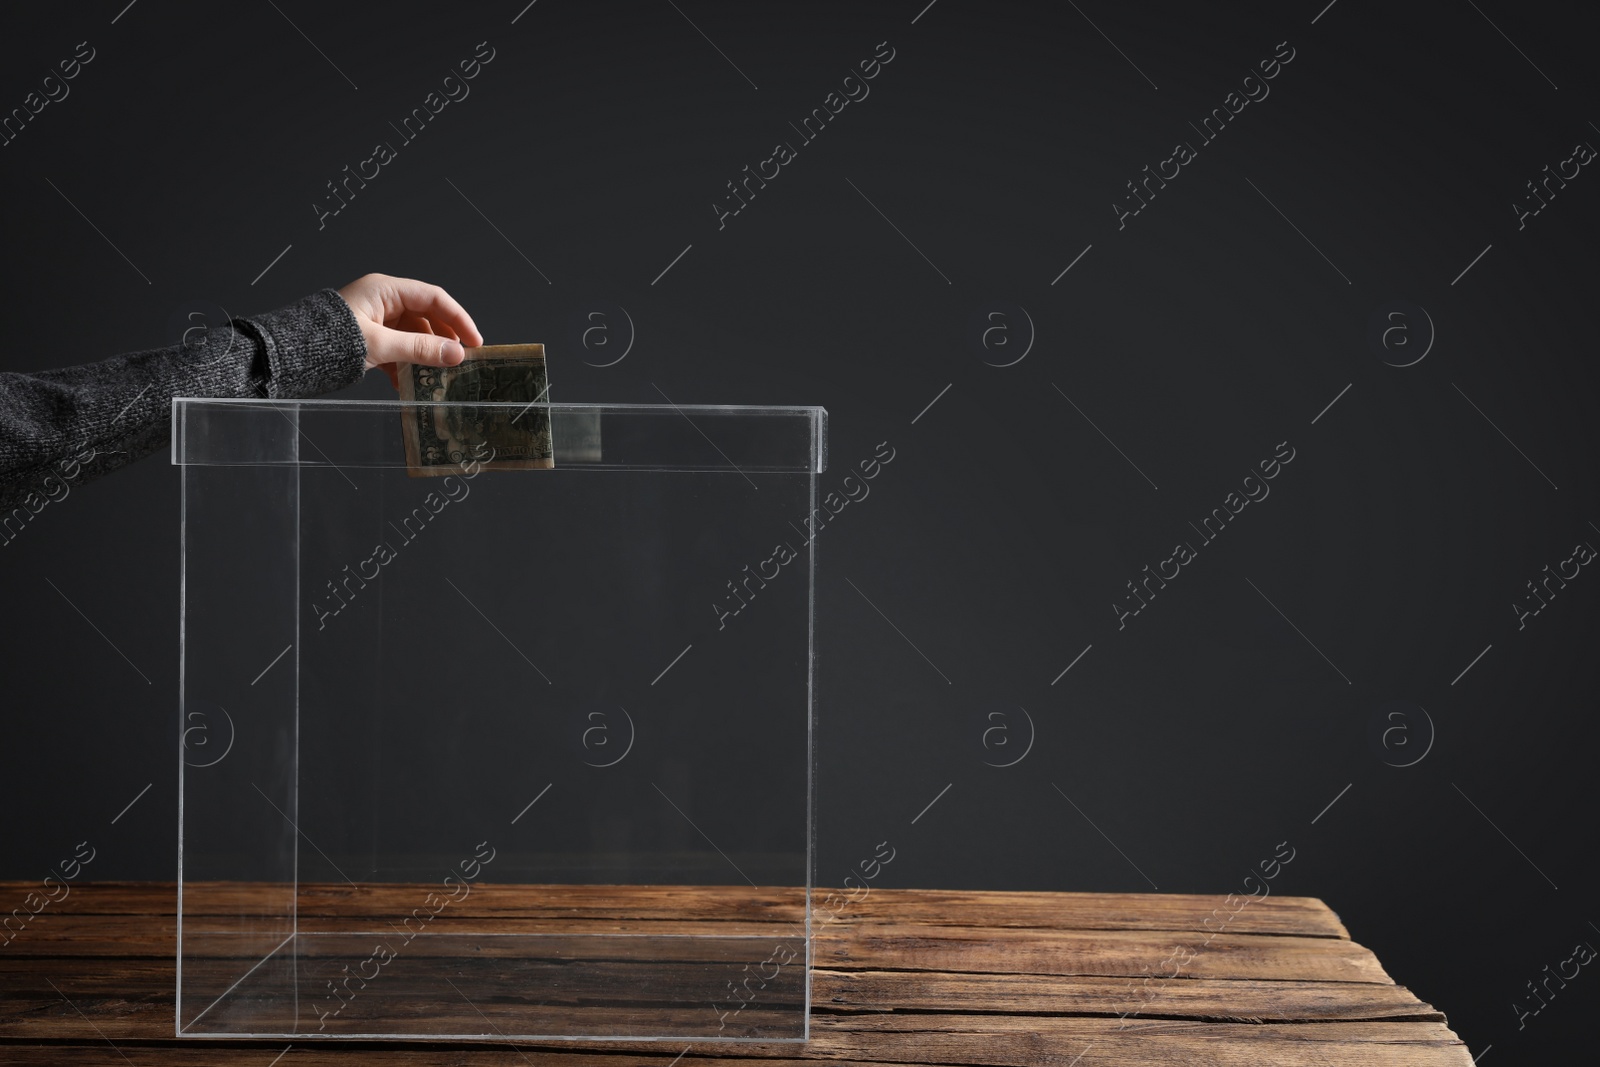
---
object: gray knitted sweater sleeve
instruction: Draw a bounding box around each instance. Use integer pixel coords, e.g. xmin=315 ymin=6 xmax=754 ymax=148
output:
xmin=0 ymin=289 xmax=367 ymax=513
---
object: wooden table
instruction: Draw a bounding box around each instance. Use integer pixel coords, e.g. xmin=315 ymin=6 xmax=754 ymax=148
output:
xmin=0 ymin=882 xmax=1471 ymax=1065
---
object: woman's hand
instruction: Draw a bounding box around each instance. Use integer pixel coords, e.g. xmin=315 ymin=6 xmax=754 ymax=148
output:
xmin=336 ymin=273 xmax=484 ymax=390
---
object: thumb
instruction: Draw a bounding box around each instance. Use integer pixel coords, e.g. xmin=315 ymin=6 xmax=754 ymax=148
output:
xmin=366 ymin=323 xmax=465 ymax=368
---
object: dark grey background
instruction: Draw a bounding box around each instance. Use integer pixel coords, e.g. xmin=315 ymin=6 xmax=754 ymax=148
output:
xmin=3 ymin=0 xmax=1597 ymax=1059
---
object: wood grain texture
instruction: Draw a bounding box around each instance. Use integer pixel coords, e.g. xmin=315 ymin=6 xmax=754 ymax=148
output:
xmin=51 ymin=883 xmax=1350 ymax=937
xmin=0 ymin=882 xmax=1471 ymax=1065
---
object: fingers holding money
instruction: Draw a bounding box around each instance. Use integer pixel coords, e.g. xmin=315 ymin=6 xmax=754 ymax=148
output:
xmin=337 ymin=273 xmax=485 ymax=383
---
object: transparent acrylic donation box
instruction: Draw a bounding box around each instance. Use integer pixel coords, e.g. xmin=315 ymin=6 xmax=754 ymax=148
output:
xmin=174 ymin=399 xmax=824 ymax=1042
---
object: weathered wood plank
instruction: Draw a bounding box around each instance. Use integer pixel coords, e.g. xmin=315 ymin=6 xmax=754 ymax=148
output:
xmin=0 ymin=960 xmax=1443 ymax=1041
xmin=831 ymin=889 xmax=1349 ymax=939
xmin=20 ymin=883 xmax=1347 ymax=938
xmin=0 ymin=884 xmax=1470 ymax=1066
xmin=794 ymin=1017 xmax=1471 ymax=1067
xmin=0 ymin=1020 xmax=1475 ymax=1067
xmin=824 ymin=925 xmax=1391 ymax=983
xmin=4 ymin=915 xmax=1387 ymax=983
xmin=810 ymin=969 xmax=1444 ymax=1023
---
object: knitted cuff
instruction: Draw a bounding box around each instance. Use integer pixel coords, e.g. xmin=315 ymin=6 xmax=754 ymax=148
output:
xmin=241 ymin=288 xmax=368 ymax=399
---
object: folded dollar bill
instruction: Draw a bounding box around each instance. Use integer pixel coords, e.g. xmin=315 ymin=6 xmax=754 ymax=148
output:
xmin=397 ymin=343 xmax=554 ymax=476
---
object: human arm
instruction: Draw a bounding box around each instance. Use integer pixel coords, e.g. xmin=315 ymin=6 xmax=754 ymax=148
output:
xmin=0 ymin=274 xmax=480 ymax=512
